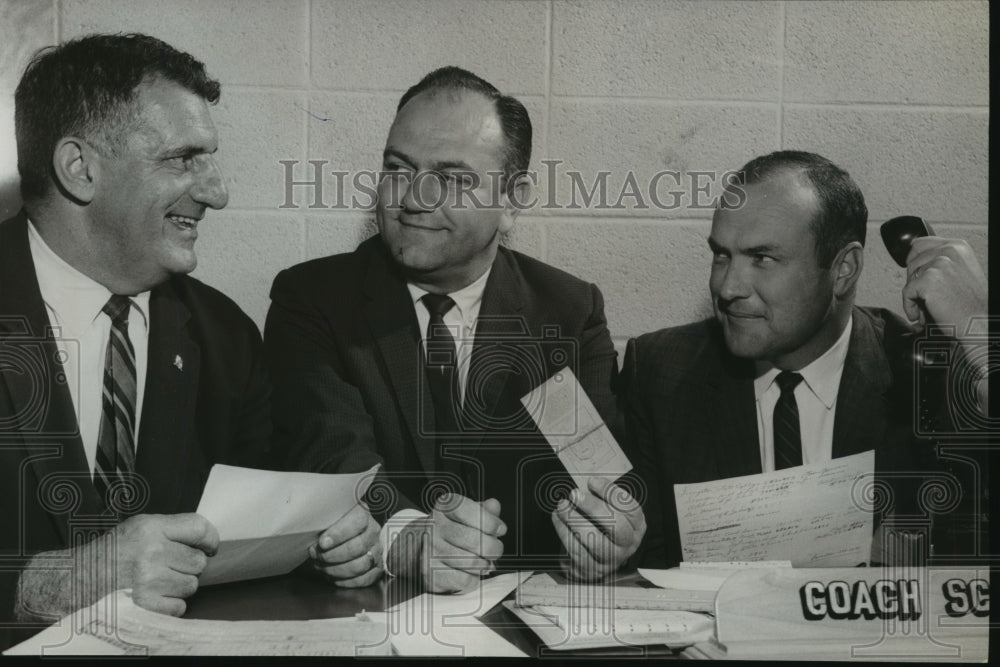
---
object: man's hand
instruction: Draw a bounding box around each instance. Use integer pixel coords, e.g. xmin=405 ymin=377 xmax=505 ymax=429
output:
xmin=552 ymin=477 xmax=646 ymax=581
xmin=903 ymin=237 xmax=987 ymax=334
xmin=904 ymin=237 xmax=989 ymax=413
xmin=307 ymin=503 xmax=382 ymax=587
xmin=109 ymin=513 xmax=219 ymax=616
xmin=420 ymin=494 xmax=505 ymax=593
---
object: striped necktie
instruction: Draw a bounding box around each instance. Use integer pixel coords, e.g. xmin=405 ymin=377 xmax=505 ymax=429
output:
xmin=773 ymin=371 xmax=804 ymax=470
xmin=93 ymin=294 xmax=137 ymax=504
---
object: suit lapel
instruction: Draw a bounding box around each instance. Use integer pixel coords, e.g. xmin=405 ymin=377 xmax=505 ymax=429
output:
xmin=711 ymin=350 xmax=762 ymax=479
xmin=833 ymin=309 xmax=893 ymax=459
xmin=361 ymin=244 xmax=436 ymax=473
xmin=134 ymin=279 xmax=202 ymax=514
xmin=0 ymin=213 xmax=99 ymax=542
xmin=465 ymin=249 xmax=526 ymax=450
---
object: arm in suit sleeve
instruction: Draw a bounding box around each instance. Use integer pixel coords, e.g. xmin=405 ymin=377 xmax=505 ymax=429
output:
xmin=618 ymin=337 xmax=669 ymax=568
xmin=576 ymin=283 xmax=620 ymax=437
xmin=264 ymin=269 xmax=418 ymax=518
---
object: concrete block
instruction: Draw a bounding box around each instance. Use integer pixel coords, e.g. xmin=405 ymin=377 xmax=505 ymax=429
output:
xmin=547 ymin=100 xmax=778 ymax=217
xmin=310 ymin=0 xmax=547 ymax=95
xmin=545 ymin=218 xmax=715 ymax=340
xmin=553 ymin=0 xmax=781 ymax=100
xmin=61 ymin=0 xmax=309 ymax=86
xmin=304 ymin=211 xmax=375 ymax=260
xmin=785 ymin=0 xmax=989 ymax=105
xmin=783 ymin=107 xmax=988 ymax=223
xmin=0 ymin=92 xmax=20 ymax=220
xmin=191 ymin=211 xmax=304 ymax=331
xmin=213 ymin=90 xmax=306 ymax=211
xmin=1 ymin=0 xmax=54 ymax=91
xmin=305 ymin=92 xmax=397 ymax=211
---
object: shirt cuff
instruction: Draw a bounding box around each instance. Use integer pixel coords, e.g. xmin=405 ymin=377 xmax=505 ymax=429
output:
xmin=379 ymin=508 xmax=427 ymax=577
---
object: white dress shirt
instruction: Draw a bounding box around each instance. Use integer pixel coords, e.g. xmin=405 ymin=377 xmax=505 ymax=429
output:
xmin=28 ymin=220 xmax=150 ymax=475
xmin=754 ymin=316 xmax=853 ymax=472
xmin=379 ymin=267 xmax=493 ymax=574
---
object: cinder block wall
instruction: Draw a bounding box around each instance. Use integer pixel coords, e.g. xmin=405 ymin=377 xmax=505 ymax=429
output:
xmin=0 ymin=0 xmax=989 ymax=354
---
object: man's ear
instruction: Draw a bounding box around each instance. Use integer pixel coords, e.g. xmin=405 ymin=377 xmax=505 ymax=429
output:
xmin=500 ymin=172 xmax=533 ymax=233
xmin=832 ymin=241 xmax=864 ymax=298
xmin=52 ymin=137 xmax=97 ymax=204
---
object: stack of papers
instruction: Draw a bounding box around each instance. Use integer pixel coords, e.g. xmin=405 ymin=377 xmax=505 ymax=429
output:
xmin=4 ymin=590 xmax=390 ymax=656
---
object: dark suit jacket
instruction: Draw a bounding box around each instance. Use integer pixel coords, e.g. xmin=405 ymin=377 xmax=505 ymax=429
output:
xmin=620 ymin=307 xmax=960 ymax=568
xmin=264 ymin=235 xmax=618 ymax=566
xmin=0 ymin=212 xmax=273 ymax=634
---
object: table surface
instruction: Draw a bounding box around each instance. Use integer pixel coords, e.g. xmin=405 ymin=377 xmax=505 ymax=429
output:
xmin=183 ymin=570 xmax=680 ymax=658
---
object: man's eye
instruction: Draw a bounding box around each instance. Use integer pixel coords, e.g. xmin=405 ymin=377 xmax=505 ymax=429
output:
xmin=752 ymin=254 xmax=775 ymax=266
xmin=711 ymin=251 xmax=729 ymax=264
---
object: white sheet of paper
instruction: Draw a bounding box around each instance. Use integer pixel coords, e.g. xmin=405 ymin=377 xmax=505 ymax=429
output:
xmin=639 ymin=561 xmax=792 ymax=592
xmin=387 ymin=572 xmax=528 ymax=657
xmin=674 ymin=450 xmax=874 ymax=567
xmin=196 ymin=464 xmax=378 ymax=585
xmin=520 ymin=367 xmax=631 ymax=488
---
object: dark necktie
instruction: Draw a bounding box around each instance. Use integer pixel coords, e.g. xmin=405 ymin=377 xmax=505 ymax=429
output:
xmin=94 ymin=295 xmax=137 ymax=503
xmin=773 ymin=371 xmax=804 ymax=470
xmin=421 ymin=293 xmax=460 ymax=438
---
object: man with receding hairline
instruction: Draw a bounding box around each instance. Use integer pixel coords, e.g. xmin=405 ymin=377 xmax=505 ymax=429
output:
xmin=266 ymin=66 xmax=645 ymax=592
xmin=0 ymin=34 xmax=272 ymax=640
xmin=621 ymin=150 xmax=988 ymax=568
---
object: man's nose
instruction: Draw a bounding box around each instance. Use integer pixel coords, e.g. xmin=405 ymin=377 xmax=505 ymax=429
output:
xmin=715 ymin=260 xmax=752 ymax=301
xmin=401 ymin=171 xmax=444 ymax=212
xmin=191 ymin=155 xmax=229 ymax=210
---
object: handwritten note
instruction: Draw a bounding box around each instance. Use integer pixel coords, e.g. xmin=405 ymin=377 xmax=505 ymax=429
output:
xmin=674 ymin=450 xmax=874 ymax=567
xmin=520 ymin=367 xmax=632 ymax=488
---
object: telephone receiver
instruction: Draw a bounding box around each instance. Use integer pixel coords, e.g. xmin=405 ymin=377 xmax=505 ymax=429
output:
xmin=880 ymin=215 xmax=936 ymax=267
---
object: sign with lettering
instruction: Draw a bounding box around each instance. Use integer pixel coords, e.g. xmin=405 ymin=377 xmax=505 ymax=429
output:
xmin=713 ymin=567 xmax=988 ymax=661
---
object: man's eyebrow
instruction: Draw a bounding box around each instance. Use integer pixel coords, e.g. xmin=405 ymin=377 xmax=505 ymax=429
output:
xmin=707 ymin=237 xmax=726 ymax=252
xmin=382 ymin=148 xmax=415 ymax=165
xmin=162 ymin=143 xmax=216 ymax=158
xmin=743 ymin=243 xmax=780 ymax=255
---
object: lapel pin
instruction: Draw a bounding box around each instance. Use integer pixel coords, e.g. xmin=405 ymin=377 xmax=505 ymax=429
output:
xmin=173 ymin=354 xmax=184 ymax=371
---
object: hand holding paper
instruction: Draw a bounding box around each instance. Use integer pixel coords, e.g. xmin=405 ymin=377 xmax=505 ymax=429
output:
xmin=552 ymin=476 xmax=646 ymax=581
xmin=521 ymin=368 xmax=643 ymax=581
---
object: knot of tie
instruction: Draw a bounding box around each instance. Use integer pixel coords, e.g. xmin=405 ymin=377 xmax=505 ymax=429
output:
xmin=102 ymin=294 xmax=132 ymax=326
xmin=776 ymin=370 xmax=803 ymax=394
xmin=422 ymin=293 xmax=455 ymax=319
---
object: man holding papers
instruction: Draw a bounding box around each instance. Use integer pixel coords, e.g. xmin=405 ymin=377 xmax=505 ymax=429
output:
xmin=0 ymin=34 xmax=272 ymax=642
xmin=265 ymin=67 xmax=644 ymax=591
xmin=621 ymin=151 xmax=988 ymax=568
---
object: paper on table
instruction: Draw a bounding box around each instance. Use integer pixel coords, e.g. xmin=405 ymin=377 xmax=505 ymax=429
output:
xmin=5 ymin=589 xmax=391 ymax=656
xmin=387 ymin=572 xmax=529 ymax=657
xmin=674 ymin=450 xmax=874 ymax=567
xmin=638 ymin=561 xmax=792 ymax=592
xmin=196 ymin=464 xmax=378 ymax=585
xmin=520 ymin=367 xmax=631 ymax=488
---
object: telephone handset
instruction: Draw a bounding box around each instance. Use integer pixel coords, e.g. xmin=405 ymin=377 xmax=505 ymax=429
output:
xmin=879 ymin=215 xmax=935 ymax=267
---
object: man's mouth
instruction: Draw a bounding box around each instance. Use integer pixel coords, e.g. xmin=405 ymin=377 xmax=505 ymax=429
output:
xmin=167 ymin=214 xmax=199 ymax=231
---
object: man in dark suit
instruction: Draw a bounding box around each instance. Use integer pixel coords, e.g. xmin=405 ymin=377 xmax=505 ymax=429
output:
xmin=0 ymin=34 xmax=271 ymax=640
xmin=621 ymin=151 xmax=988 ymax=568
xmin=266 ymin=67 xmax=645 ymax=592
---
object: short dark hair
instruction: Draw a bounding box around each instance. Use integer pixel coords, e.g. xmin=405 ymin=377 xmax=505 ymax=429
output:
xmin=396 ymin=66 xmax=531 ymax=193
xmin=15 ymin=33 xmax=221 ymax=202
xmin=729 ymin=150 xmax=868 ymax=268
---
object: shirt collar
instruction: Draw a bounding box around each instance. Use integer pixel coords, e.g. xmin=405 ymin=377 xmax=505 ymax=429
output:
xmin=27 ymin=217 xmax=151 ymax=330
xmin=406 ymin=265 xmax=493 ymax=326
xmin=753 ymin=316 xmax=853 ymax=410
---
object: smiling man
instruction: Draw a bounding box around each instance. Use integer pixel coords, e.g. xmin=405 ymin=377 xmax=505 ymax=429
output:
xmin=621 ymin=151 xmax=988 ymax=568
xmin=0 ymin=34 xmax=272 ymax=641
xmin=265 ymin=67 xmax=643 ymax=592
